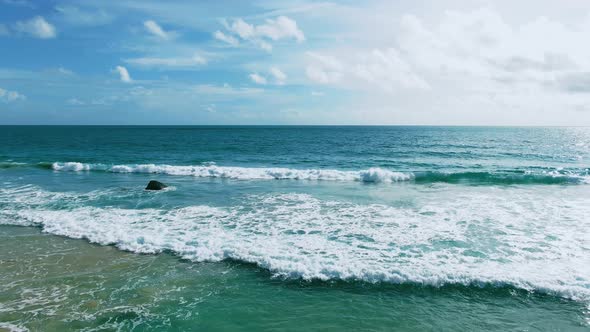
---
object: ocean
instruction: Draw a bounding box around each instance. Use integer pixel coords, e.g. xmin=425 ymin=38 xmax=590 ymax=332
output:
xmin=0 ymin=126 xmax=589 ymax=331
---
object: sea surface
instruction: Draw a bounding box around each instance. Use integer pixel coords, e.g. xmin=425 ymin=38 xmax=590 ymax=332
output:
xmin=0 ymin=126 xmax=589 ymax=331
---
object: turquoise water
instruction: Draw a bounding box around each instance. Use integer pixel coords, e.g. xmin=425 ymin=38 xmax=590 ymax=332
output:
xmin=1 ymin=126 xmax=589 ymax=331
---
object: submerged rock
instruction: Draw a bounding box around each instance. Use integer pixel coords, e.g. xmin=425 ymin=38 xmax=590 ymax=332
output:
xmin=145 ymin=180 xmax=167 ymax=190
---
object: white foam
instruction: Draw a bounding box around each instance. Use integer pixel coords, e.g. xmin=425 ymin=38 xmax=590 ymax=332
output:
xmin=0 ymin=323 xmax=29 ymax=332
xmin=51 ymin=162 xmax=412 ymax=183
xmin=51 ymin=162 xmax=93 ymax=172
xmin=1 ymin=186 xmax=589 ymax=301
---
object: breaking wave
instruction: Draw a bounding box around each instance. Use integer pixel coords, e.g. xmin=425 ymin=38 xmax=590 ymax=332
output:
xmin=1 ymin=185 xmax=589 ymax=301
xmin=49 ymin=162 xmax=412 ymax=182
xmin=45 ymin=162 xmax=590 ymax=185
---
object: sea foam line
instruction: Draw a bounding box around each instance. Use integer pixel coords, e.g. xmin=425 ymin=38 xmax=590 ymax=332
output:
xmin=48 ymin=161 xmax=590 ymax=185
xmin=51 ymin=162 xmax=412 ymax=182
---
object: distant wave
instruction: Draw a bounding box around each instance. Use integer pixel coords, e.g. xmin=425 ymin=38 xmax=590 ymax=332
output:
xmin=44 ymin=162 xmax=589 ymax=185
xmin=413 ymin=170 xmax=589 ymax=185
xmin=1 ymin=186 xmax=589 ymax=301
xmin=1 ymin=161 xmax=587 ymax=185
xmin=0 ymin=162 xmax=28 ymax=169
xmin=48 ymin=162 xmax=413 ymax=182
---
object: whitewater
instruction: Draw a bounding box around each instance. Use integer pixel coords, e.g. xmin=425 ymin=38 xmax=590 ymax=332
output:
xmin=50 ymin=162 xmax=413 ymax=182
xmin=35 ymin=161 xmax=590 ymax=184
xmin=2 ymin=183 xmax=589 ymax=302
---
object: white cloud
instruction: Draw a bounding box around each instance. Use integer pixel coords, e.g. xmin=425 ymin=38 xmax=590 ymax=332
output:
xmin=14 ymin=16 xmax=56 ymax=39
xmin=56 ymin=67 xmax=74 ymax=75
xmin=126 ymin=53 xmax=207 ymax=68
xmin=305 ymin=52 xmax=344 ymax=84
xmin=213 ymin=30 xmax=239 ymax=46
xmin=396 ymin=9 xmax=590 ymax=79
xmin=292 ymin=3 xmax=590 ymax=123
xmin=302 ymin=6 xmax=590 ymax=95
xmin=246 ymin=68 xmax=287 ymax=85
xmin=67 ymin=98 xmax=85 ymax=105
xmin=249 ymin=73 xmax=267 ymax=84
xmin=218 ymin=15 xmax=304 ymax=51
xmin=115 ymin=66 xmax=132 ymax=83
xmin=352 ymin=48 xmax=430 ymax=90
xmin=307 ymin=52 xmax=344 ymax=71
xmin=0 ymin=87 xmax=26 ymax=102
xmin=269 ymin=67 xmax=287 ymax=84
xmin=144 ymin=20 xmax=170 ymax=40
xmin=392 ymin=7 xmax=590 ymax=99
xmin=230 ymin=19 xmax=255 ymax=39
xmin=202 ymin=104 xmax=216 ymax=113
xmin=305 ymin=47 xmax=432 ymax=91
xmin=306 ymin=65 xmax=339 ymax=84
xmin=192 ymin=84 xmax=264 ymax=96
xmin=256 ymin=40 xmax=273 ymax=52
xmin=256 ymin=16 xmax=305 ymax=42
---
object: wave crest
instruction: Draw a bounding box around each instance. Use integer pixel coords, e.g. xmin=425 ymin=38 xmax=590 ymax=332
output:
xmin=47 ymin=162 xmax=590 ymax=185
xmin=51 ymin=162 xmax=412 ymax=183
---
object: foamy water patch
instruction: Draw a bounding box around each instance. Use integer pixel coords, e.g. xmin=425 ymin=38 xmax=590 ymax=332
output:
xmin=1 ymin=187 xmax=589 ymax=301
xmin=0 ymin=323 xmax=29 ymax=332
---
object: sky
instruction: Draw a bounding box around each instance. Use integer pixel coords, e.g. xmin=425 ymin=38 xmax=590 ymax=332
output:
xmin=1 ymin=0 xmax=590 ymax=125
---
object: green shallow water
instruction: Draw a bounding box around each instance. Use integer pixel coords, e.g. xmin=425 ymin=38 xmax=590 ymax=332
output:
xmin=1 ymin=226 xmax=588 ymax=332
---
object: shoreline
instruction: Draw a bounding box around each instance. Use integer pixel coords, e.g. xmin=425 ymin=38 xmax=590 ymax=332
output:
xmin=1 ymin=225 xmax=588 ymax=331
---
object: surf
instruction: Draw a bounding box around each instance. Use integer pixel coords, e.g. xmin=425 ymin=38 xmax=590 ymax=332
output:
xmin=1 ymin=185 xmax=589 ymax=302
xmin=45 ymin=161 xmax=590 ymax=185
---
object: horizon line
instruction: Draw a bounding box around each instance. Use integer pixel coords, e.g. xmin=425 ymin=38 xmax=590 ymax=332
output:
xmin=0 ymin=124 xmax=588 ymax=128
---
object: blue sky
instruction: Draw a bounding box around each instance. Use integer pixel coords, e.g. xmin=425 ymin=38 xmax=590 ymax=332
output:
xmin=1 ymin=0 xmax=590 ymax=125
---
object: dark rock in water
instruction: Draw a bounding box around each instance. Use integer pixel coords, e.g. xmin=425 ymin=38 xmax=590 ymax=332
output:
xmin=145 ymin=180 xmax=167 ymax=190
